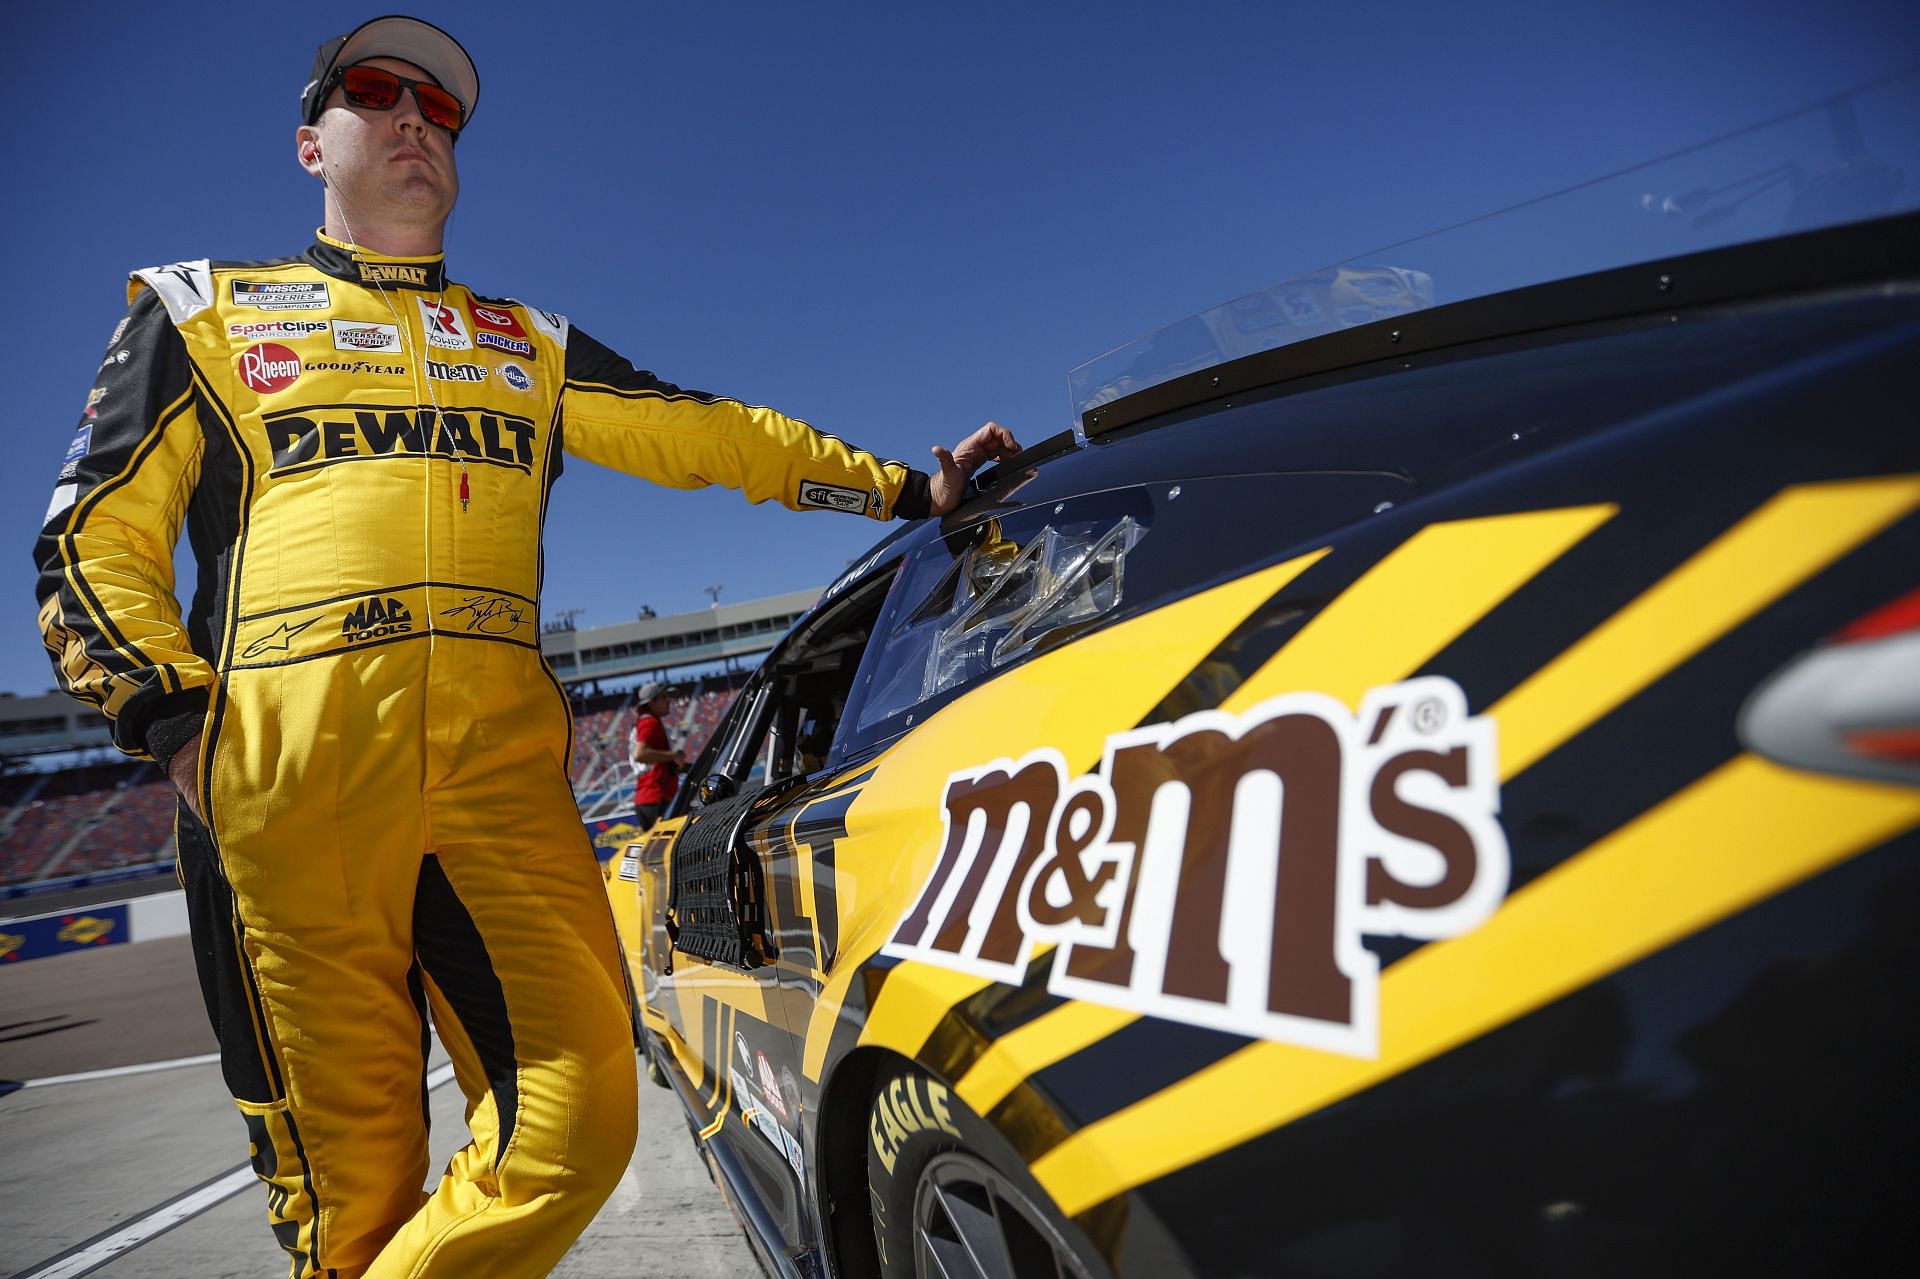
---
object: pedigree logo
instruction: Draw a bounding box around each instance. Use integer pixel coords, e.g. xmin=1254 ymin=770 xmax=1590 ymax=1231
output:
xmin=883 ymin=676 xmax=1510 ymax=1059
xmin=237 ymin=342 xmax=302 ymax=394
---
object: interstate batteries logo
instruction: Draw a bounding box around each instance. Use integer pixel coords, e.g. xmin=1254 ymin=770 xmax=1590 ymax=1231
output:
xmin=331 ymin=320 xmax=402 ymax=352
xmin=883 ymin=676 xmax=1510 ymax=1059
xmin=237 ymin=343 xmax=302 ymax=394
xmin=232 ymin=280 xmax=331 ymax=310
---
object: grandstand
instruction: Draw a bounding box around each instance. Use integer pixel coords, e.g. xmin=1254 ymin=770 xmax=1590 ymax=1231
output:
xmin=2 ymin=588 xmax=820 ymax=893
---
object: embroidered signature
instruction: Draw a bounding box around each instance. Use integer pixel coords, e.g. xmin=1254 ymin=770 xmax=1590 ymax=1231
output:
xmin=439 ymin=594 xmax=528 ymax=635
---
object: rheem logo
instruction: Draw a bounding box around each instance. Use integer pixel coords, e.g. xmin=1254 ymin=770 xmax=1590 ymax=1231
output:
xmin=237 ymin=343 xmax=302 ymax=394
xmin=883 ymin=676 xmax=1510 ymax=1059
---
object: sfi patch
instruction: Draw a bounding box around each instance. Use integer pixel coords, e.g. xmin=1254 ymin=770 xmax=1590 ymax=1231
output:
xmin=797 ymin=480 xmax=867 ymax=513
xmin=882 ymin=676 xmax=1509 ymax=1059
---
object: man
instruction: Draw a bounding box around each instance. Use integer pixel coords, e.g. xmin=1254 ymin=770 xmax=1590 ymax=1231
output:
xmin=32 ymin=16 xmax=1017 ymax=1278
xmin=628 ymin=680 xmax=681 ymax=828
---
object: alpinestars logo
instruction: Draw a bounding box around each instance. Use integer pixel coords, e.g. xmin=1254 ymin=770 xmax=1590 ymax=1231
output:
xmin=883 ymin=677 xmax=1509 ymax=1059
xmin=342 ymin=596 xmax=413 ymax=643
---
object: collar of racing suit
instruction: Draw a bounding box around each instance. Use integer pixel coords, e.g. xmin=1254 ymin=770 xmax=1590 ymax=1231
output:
xmin=303 ymin=228 xmax=448 ymax=292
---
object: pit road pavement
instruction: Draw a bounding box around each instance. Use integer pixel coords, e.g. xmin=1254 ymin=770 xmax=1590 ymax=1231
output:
xmin=0 ymin=933 xmax=757 ymax=1278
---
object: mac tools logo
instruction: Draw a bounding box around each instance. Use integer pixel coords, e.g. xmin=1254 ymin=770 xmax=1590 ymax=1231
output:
xmin=468 ymin=302 xmax=534 ymax=356
xmin=418 ymin=298 xmax=472 ymax=350
xmin=237 ymin=343 xmax=302 ymax=394
xmin=342 ymin=596 xmax=413 ymax=643
xmin=883 ymin=677 xmax=1510 ymax=1059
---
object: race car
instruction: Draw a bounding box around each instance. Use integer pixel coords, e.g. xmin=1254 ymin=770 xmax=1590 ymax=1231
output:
xmin=604 ymin=86 xmax=1920 ymax=1278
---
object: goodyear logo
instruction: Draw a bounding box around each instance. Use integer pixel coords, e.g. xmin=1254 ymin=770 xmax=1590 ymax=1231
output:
xmin=357 ymin=262 xmax=431 ymax=286
xmin=0 ymin=931 xmax=25 ymax=961
xmin=261 ymin=405 xmax=537 ymax=476
xmin=883 ymin=676 xmax=1509 ymax=1059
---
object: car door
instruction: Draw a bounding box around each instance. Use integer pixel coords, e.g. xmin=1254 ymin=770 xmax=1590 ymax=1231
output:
xmin=636 ymin=559 xmax=905 ymax=1254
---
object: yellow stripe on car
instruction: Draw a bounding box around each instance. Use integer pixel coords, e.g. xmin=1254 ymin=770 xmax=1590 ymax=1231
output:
xmin=1224 ymin=503 xmax=1616 ymax=714
xmin=1493 ymin=476 xmax=1920 ymax=780
xmin=1032 ymin=757 xmax=1920 ymax=1216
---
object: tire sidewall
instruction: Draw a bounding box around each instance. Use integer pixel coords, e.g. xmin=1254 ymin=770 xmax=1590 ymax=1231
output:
xmin=865 ymin=1059 xmax=1102 ymax=1279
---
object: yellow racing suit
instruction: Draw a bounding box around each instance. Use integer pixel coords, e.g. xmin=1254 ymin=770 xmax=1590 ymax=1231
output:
xmin=32 ymin=232 xmax=931 ymax=1278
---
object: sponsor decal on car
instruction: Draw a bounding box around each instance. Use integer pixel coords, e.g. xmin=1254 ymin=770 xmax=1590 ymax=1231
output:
xmin=232 ymin=280 xmax=331 ymax=310
xmin=796 ymin=480 xmax=868 ymax=512
xmin=238 ymin=343 xmax=302 ymax=394
xmin=330 ymin=320 xmax=403 ymax=352
xmin=419 ymin=298 xmax=472 ymax=349
xmin=229 ymin=320 xmax=329 ymax=341
xmin=883 ymin=676 xmax=1509 ymax=1059
xmin=756 ymin=1052 xmax=789 ymax=1121
xmin=357 ymin=261 xmax=431 ymax=287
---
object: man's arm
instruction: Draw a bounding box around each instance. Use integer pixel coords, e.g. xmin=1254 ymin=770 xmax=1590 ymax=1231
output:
xmin=33 ymin=285 xmax=213 ymax=794
xmin=557 ymin=326 xmax=1016 ymax=521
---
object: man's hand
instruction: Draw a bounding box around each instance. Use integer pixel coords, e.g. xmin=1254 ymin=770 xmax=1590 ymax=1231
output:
xmin=169 ymin=731 xmax=205 ymax=824
xmin=929 ymin=422 xmax=1022 ymax=516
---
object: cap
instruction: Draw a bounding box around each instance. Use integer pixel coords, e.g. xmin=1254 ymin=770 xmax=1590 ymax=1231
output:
xmin=301 ymin=15 xmax=480 ymax=127
xmin=635 ymin=681 xmax=678 ymax=703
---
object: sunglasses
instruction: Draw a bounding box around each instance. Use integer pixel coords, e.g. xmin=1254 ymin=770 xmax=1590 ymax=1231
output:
xmin=329 ymin=64 xmax=466 ymax=134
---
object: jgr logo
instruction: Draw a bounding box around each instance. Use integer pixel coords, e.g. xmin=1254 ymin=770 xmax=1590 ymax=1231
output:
xmin=342 ymin=596 xmax=413 ymax=643
xmin=882 ymin=677 xmax=1508 ymax=1059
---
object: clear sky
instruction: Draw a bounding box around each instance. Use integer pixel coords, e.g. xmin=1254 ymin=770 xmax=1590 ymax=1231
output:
xmin=4 ymin=1 xmax=1913 ymax=697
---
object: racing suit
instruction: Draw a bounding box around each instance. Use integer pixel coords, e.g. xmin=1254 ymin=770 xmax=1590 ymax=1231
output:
xmin=33 ymin=232 xmax=932 ymax=1279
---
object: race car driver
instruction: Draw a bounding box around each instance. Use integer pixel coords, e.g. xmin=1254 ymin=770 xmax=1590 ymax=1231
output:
xmin=31 ymin=15 xmax=1018 ymax=1279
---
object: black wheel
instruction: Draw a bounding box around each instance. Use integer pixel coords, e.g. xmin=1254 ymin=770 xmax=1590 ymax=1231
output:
xmin=867 ymin=1061 xmax=1104 ymax=1279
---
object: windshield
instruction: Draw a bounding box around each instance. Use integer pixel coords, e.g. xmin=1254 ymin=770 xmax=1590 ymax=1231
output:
xmin=1069 ymin=68 xmax=1920 ymax=424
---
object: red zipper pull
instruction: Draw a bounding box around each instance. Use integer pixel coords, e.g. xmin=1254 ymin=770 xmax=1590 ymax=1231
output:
xmin=458 ymin=465 xmax=471 ymax=514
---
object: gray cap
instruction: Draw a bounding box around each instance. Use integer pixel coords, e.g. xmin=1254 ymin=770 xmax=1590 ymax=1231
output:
xmin=301 ymin=15 xmax=479 ymax=128
xmin=635 ymin=681 xmax=677 ymax=703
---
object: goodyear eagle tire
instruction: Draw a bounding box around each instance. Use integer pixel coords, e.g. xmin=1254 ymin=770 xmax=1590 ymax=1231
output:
xmin=866 ymin=1060 xmax=1103 ymax=1279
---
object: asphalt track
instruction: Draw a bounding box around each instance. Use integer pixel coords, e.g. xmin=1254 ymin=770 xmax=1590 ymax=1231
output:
xmin=0 ymin=933 xmax=758 ymax=1278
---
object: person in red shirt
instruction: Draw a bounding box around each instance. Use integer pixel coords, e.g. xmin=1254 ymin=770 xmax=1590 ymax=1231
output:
xmin=629 ymin=681 xmax=682 ymax=828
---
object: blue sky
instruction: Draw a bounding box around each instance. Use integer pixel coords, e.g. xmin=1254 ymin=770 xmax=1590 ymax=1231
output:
xmin=4 ymin=1 xmax=1913 ymax=697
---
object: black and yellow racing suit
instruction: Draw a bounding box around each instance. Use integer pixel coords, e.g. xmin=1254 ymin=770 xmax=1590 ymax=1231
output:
xmin=32 ymin=232 xmax=931 ymax=1279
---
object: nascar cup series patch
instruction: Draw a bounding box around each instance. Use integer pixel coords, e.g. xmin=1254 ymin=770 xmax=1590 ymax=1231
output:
xmin=883 ymin=676 xmax=1508 ymax=1059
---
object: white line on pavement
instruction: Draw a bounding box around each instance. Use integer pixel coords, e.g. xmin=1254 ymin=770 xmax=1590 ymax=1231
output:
xmin=13 ymin=1060 xmax=461 ymax=1279
xmin=22 ymin=1051 xmax=222 ymax=1087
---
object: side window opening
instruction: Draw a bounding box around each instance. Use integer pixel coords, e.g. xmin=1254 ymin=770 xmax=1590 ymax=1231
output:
xmin=682 ymin=567 xmax=898 ymax=813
